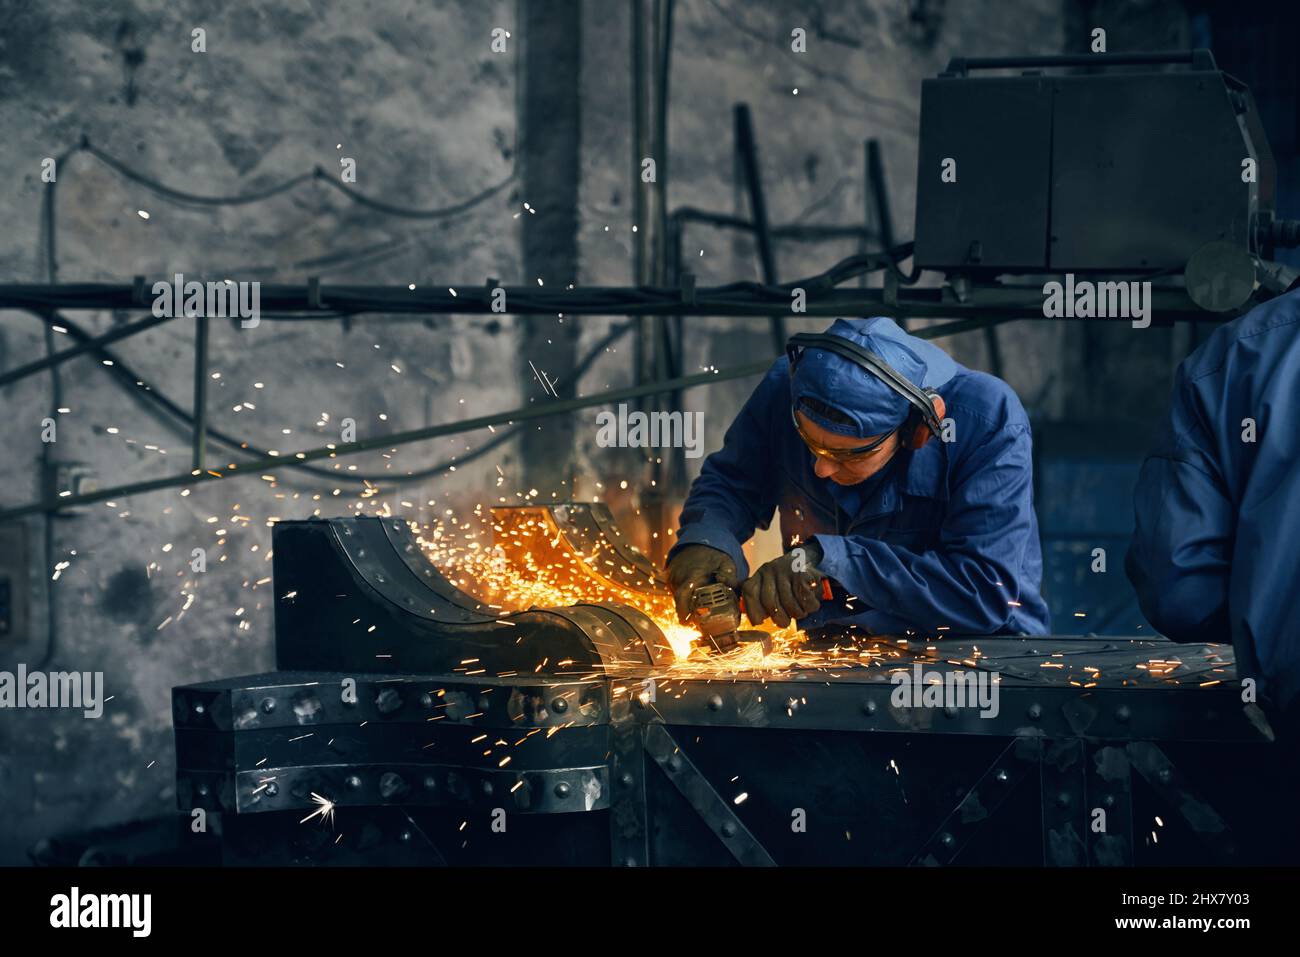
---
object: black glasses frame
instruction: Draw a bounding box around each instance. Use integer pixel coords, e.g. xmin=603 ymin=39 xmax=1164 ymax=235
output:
xmin=791 ymin=406 xmax=897 ymax=462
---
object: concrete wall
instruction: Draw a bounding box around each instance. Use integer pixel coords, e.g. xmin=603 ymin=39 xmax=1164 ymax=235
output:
xmin=0 ymin=0 xmax=1072 ymax=862
xmin=0 ymin=0 xmax=520 ymax=863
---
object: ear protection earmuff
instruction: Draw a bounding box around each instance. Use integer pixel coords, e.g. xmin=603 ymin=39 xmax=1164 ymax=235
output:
xmin=785 ymin=332 xmax=947 ymax=450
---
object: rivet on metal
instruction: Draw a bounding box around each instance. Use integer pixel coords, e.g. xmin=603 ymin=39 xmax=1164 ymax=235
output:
xmin=193 ymin=702 xmax=205 ymax=715
xmin=554 ymin=782 xmax=571 ymax=798
xmin=260 ymin=697 xmax=276 ymax=714
xmin=668 ymin=756 xmax=682 ymax=773
xmin=346 ymin=775 xmax=363 ymax=790
xmin=721 ymin=821 xmax=737 ymax=838
xmin=1027 ymin=703 xmax=1043 ymax=720
xmin=423 ymin=776 xmax=438 ymax=791
xmin=1115 ymin=705 xmax=1131 ymax=723
xmin=939 ymin=832 xmax=955 ymax=848
xmin=552 ymin=697 xmax=569 ymax=713
xmin=863 ymin=700 xmax=877 ymax=715
xmin=707 ymin=695 xmax=723 ymax=712
xmin=620 ymin=772 xmax=634 ymax=788
xmin=994 ymin=769 xmax=1009 ymax=783
xmin=379 ymin=772 xmax=407 ymax=799
xmin=264 ymin=783 xmax=279 ymax=797
xmin=943 ymin=705 xmax=958 ymax=719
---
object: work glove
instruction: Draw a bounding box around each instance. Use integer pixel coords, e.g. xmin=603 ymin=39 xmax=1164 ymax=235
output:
xmin=740 ymin=542 xmax=824 ymax=629
xmin=667 ymin=544 xmax=741 ymax=624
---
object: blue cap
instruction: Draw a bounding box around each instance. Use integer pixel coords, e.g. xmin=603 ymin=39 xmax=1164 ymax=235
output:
xmin=790 ymin=317 xmax=958 ymax=438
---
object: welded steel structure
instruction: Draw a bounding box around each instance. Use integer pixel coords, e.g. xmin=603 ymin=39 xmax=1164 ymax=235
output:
xmin=173 ymin=513 xmax=1299 ymax=866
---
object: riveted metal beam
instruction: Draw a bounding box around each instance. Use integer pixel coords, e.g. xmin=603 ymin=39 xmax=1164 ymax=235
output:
xmin=173 ymin=672 xmax=608 ymax=732
xmin=609 ymin=695 xmax=650 ymax=866
xmin=179 ymin=762 xmax=610 ymax=815
xmin=1040 ymin=738 xmax=1088 ymax=866
xmin=1126 ymin=740 xmax=1238 ymax=862
xmin=644 ymin=723 xmax=776 ymax=866
xmin=911 ymin=736 xmax=1040 ymax=865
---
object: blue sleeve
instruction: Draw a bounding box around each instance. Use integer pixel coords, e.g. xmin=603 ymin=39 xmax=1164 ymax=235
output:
xmin=667 ymin=364 xmax=784 ymax=581
xmin=805 ymin=417 xmax=1040 ymax=635
xmin=1125 ymin=366 xmax=1232 ymax=642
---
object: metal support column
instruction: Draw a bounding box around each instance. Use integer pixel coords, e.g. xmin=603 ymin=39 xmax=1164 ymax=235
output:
xmin=735 ymin=104 xmax=785 ymax=353
xmin=192 ymin=314 xmax=209 ymax=472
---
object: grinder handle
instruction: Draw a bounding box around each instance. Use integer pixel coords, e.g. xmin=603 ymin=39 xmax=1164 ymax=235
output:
xmin=806 ymin=564 xmax=834 ymax=601
xmin=737 ymin=577 xmax=832 ymax=617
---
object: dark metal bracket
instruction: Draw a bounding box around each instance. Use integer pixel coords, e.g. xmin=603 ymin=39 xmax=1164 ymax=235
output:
xmin=644 ymin=723 xmax=776 ymax=866
xmin=609 ymin=701 xmax=650 ymax=867
xmin=910 ymin=736 xmax=1040 ymax=865
xmin=1126 ymin=741 xmax=1238 ymax=863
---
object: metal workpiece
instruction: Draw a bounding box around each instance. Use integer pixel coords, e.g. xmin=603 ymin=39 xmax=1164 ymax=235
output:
xmin=644 ymin=674 xmax=1262 ymax=743
xmin=635 ymin=633 xmax=1254 ymax=742
xmin=644 ymin=723 xmax=776 ymax=866
xmin=172 ymin=661 xmax=1294 ymax=864
xmin=1086 ymin=743 xmax=1134 ymax=867
xmin=911 ymin=738 xmax=1041 ymax=866
xmin=173 ymin=671 xmax=608 ymax=732
xmin=543 ymin=602 xmax=677 ymax=668
xmin=336 ymin=516 xmax=500 ymax=625
xmin=608 ymin=693 xmax=650 ymax=866
xmin=492 ymin=503 xmax=667 ymax=595
xmin=175 ymin=718 xmax=612 ymax=778
xmin=1126 ymin=740 xmax=1237 ymax=862
xmin=1039 ymin=738 xmax=1088 ymax=866
xmin=175 ymin=508 xmax=1297 ymax=865
xmin=179 ymin=762 xmax=609 ymax=815
xmin=271 ymin=517 xmax=670 ymax=676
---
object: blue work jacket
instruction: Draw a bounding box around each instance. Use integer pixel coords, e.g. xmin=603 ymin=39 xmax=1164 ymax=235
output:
xmin=1128 ymin=286 xmax=1300 ymax=709
xmin=668 ymin=318 xmax=1050 ymax=637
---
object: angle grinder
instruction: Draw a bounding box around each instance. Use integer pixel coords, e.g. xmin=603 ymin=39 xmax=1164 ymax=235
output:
xmin=688 ymin=569 xmax=835 ymax=655
xmin=688 ymin=582 xmax=770 ymax=654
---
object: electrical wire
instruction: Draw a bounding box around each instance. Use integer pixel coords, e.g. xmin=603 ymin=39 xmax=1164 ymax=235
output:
xmin=79 ymin=137 xmax=513 ymax=216
xmin=19 ymin=308 xmax=637 ymax=489
xmin=23 ymin=308 xmax=449 ymax=485
xmin=316 ymin=170 xmax=515 ymax=220
xmin=23 ymin=134 xmax=520 ymax=487
xmin=82 ymin=140 xmax=314 ymax=207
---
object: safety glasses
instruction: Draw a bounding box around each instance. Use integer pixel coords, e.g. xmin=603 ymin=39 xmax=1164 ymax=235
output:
xmin=791 ymin=406 xmax=897 ymax=462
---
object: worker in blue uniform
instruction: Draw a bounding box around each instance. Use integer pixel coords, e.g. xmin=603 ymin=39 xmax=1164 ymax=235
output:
xmin=665 ymin=316 xmax=1050 ymax=638
xmin=1127 ymin=285 xmax=1300 ymax=731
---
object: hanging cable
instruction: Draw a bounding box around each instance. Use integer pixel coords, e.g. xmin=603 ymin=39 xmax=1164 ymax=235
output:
xmin=78 ymin=136 xmax=514 ymax=215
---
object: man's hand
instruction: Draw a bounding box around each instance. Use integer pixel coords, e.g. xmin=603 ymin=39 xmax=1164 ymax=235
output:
xmin=666 ymin=545 xmax=741 ymax=624
xmin=741 ymin=545 xmax=823 ymax=629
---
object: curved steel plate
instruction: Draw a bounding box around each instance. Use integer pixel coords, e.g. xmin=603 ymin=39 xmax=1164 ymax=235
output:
xmin=492 ymin=503 xmax=667 ymax=595
xmin=333 ymin=517 xmax=499 ymax=625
